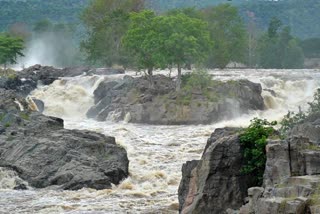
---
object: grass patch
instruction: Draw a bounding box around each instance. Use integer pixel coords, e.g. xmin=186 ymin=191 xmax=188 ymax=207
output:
xmin=0 ymin=68 xmax=16 ymax=77
xmin=177 ymin=70 xmax=221 ymax=105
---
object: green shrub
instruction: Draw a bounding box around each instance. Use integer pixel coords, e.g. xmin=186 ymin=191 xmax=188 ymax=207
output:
xmin=280 ymin=109 xmax=306 ymax=136
xmin=308 ymin=88 xmax=320 ymax=114
xmin=240 ymin=118 xmax=277 ymax=186
xmin=0 ymin=68 xmax=16 ymax=77
xmin=178 ymin=70 xmax=218 ymax=103
xmin=182 ymin=70 xmax=213 ymax=91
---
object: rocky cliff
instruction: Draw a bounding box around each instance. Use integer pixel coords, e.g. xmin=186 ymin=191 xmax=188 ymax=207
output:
xmin=0 ymin=88 xmax=129 ymax=190
xmin=178 ymin=117 xmax=320 ymax=214
xmin=178 ymin=128 xmax=252 ymax=214
xmin=238 ymin=115 xmax=320 ymax=214
xmin=88 ymin=75 xmax=265 ymax=125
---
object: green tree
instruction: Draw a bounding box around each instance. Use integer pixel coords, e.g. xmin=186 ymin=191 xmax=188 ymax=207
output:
xmin=123 ymin=10 xmax=212 ymax=90
xmin=122 ymin=10 xmax=157 ymax=79
xmin=267 ymin=17 xmax=282 ymax=38
xmin=152 ymin=13 xmax=212 ymax=90
xmin=202 ymin=4 xmax=247 ymax=68
xmin=166 ymin=7 xmax=202 ymax=19
xmin=258 ymin=18 xmax=304 ymax=69
xmin=81 ymin=0 xmax=144 ymax=67
xmin=0 ymin=34 xmax=24 ymax=69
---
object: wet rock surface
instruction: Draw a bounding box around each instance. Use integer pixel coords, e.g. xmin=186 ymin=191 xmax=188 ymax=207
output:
xmin=0 ymin=89 xmax=129 ymax=190
xmin=0 ymin=65 xmax=125 ymax=96
xmin=88 ymin=75 xmax=265 ymax=125
xmin=178 ymin=128 xmax=252 ymax=214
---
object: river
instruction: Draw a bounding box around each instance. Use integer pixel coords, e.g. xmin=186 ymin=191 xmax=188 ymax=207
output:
xmin=0 ymin=69 xmax=319 ymax=213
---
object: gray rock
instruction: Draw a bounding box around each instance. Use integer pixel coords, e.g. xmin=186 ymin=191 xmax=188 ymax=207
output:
xmin=88 ymin=75 xmax=265 ymax=125
xmin=0 ymin=76 xmax=37 ymax=96
xmin=0 ymin=89 xmax=129 ymax=190
xmin=263 ymin=140 xmax=291 ymax=187
xmin=178 ymin=128 xmax=252 ymax=214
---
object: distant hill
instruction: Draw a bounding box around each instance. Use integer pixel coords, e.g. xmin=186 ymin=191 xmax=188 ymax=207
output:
xmin=0 ymin=0 xmax=88 ymax=30
xmin=0 ymin=0 xmax=319 ymax=39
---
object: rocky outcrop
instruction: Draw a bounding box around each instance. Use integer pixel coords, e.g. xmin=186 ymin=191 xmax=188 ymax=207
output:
xmin=179 ymin=115 xmax=320 ymax=214
xmin=88 ymin=75 xmax=265 ymax=125
xmin=0 ymin=65 xmax=125 ymax=96
xmin=17 ymin=65 xmax=125 ymax=86
xmin=0 ymin=89 xmax=129 ymax=190
xmin=238 ymin=117 xmax=320 ymax=214
xmin=178 ymin=128 xmax=252 ymax=214
xmin=0 ymin=75 xmax=36 ymax=96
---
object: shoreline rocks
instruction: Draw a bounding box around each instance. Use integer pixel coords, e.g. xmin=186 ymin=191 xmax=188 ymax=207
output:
xmin=0 ymin=88 xmax=129 ymax=190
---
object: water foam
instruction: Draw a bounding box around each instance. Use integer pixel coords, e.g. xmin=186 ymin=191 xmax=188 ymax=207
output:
xmin=3 ymin=69 xmax=319 ymax=213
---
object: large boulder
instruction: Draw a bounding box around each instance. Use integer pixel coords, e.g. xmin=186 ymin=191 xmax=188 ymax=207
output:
xmin=178 ymin=128 xmax=252 ymax=214
xmin=17 ymin=65 xmax=91 ymax=86
xmin=0 ymin=89 xmax=129 ymax=190
xmin=88 ymin=75 xmax=265 ymax=125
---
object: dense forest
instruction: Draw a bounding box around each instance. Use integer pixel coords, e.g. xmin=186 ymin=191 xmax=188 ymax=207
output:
xmin=0 ymin=0 xmax=88 ymax=30
xmin=0 ymin=0 xmax=319 ymax=69
xmin=0 ymin=0 xmax=320 ymax=39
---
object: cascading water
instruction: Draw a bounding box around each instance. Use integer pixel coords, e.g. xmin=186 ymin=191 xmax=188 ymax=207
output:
xmin=1 ymin=69 xmax=320 ymax=213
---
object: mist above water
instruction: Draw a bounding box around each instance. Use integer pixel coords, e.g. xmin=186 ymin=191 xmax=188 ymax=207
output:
xmin=15 ymin=31 xmax=80 ymax=70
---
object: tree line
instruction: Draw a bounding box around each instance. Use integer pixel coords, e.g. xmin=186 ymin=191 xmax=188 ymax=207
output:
xmin=1 ymin=0 xmax=320 ymax=71
xmin=1 ymin=0 xmax=320 ymax=40
xmin=81 ymin=0 xmax=308 ymax=71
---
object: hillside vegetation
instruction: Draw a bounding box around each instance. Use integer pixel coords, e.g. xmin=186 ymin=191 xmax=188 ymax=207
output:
xmin=1 ymin=0 xmax=319 ymax=39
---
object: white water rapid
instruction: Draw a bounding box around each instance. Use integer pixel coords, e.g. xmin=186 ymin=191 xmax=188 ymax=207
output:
xmin=1 ymin=69 xmax=320 ymax=213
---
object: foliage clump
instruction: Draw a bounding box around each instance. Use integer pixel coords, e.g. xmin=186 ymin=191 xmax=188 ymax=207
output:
xmin=240 ymin=118 xmax=277 ymax=186
xmin=177 ymin=70 xmax=219 ymax=104
xmin=280 ymin=88 xmax=320 ymax=136
xmin=182 ymin=70 xmax=213 ymax=91
xmin=0 ymin=34 xmax=24 ymax=69
xmin=0 ymin=68 xmax=16 ymax=77
xmin=279 ymin=109 xmax=306 ymax=136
